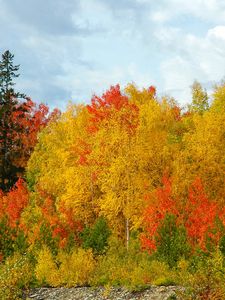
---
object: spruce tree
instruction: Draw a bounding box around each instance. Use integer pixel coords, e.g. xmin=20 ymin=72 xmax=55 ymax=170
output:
xmin=0 ymin=50 xmax=26 ymax=190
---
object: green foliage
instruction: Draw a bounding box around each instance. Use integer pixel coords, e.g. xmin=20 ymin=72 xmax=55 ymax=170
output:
xmin=167 ymin=249 xmax=225 ymax=299
xmin=0 ymin=50 xmax=26 ymax=190
xmin=80 ymin=216 xmax=111 ymax=254
xmin=219 ymin=235 xmax=225 ymax=256
xmin=156 ymin=214 xmax=190 ymax=267
xmin=0 ymin=218 xmax=28 ymax=260
xmin=185 ymin=249 xmax=225 ymax=299
xmin=0 ymin=218 xmax=15 ymax=258
xmin=38 ymin=223 xmax=59 ymax=255
xmin=90 ymin=236 xmax=175 ymax=291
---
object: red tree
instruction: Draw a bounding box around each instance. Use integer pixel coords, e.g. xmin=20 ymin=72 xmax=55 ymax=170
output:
xmin=141 ymin=176 xmax=225 ymax=252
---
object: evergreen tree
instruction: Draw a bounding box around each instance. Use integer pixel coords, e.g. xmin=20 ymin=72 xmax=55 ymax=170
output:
xmin=0 ymin=50 xmax=26 ymax=190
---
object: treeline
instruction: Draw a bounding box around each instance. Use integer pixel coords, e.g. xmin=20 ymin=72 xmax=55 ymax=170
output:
xmin=0 ymin=51 xmax=225 ymax=299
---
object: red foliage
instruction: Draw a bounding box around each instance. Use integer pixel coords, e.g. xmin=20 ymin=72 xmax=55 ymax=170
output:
xmin=87 ymin=85 xmax=139 ymax=134
xmin=141 ymin=176 xmax=225 ymax=252
xmin=11 ymin=99 xmax=60 ymax=169
xmin=3 ymin=178 xmax=29 ymax=228
xmin=148 ymin=85 xmax=156 ymax=96
xmin=141 ymin=176 xmax=178 ymax=252
xmin=31 ymin=190 xmax=83 ymax=248
xmin=184 ymin=177 xmax=223 ymax=249
xmin=172 ymin=105 xmax=181 ymax=121
xmin=87 ymin=84 xmax=128 ymax=114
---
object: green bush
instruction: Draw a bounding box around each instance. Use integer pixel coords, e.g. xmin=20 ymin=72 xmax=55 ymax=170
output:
xmin=0 ymin=218 xmax=28 ymax=260
xmin=80 ymin=216 xmax=111 ymax=255
xmin=219 ymin=235 xmax=225 ymax=256
xmin=0 ymin=218 xmax=15 ymax=259
xmin=174 ymin=249 xmax=225 ymax=299
xmin=90 ymin=236 xmax=175 ymax=291
xmin=156 ymin=214 xmax=190 ymax=267
xmin=34 ymin=222 xmax=59 ymax=255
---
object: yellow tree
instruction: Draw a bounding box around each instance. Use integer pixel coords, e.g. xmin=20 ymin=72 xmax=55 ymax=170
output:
xmin=26 ymin=84 xmax=183 ymax=248
xmin=172 ymin=82 xmax=225 ymax=205
xmin=27 ymin=104 xmax=96 ymax=225
xmin=87 ymin=84 xmax=179 ymax=247
xmin=188 ymin=80 xmax=209 ymax=114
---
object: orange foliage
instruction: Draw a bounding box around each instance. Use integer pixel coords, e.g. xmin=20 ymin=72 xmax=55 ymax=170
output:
xmin=141 ymin=176 xmax=178 ymax=251
xmin=142 ymin=176 xmax=225 ymax=252
xmin=12 ymin=99 xmax=60 ymax=169
xmin=148 ymin=85 xmax=156 ymax=96
xmin=0 ymin=178 xmax=29 ymax=228
xmin=30 ymin=190 xmax=83 ymax=248
xmin=87 ymin=84 xmax=139 ymax=134
xmin=185 ymin=177 xmax=225 ymax=249
xmin=172 ymin=105 xmax=181 ymax=121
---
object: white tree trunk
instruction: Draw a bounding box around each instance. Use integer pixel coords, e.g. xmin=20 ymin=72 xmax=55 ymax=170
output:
xmin=126 ymin=218 xmax=129 ymax=250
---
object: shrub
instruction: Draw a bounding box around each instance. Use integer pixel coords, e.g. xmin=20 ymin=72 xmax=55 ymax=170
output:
xmin=58 ymin=248 xmax=95 ymax=287
xmin=0 ymin=252 xmax=34 ymax=300
xmin=35 ymin=246 xmax=95 ymax=287
xmin=80 ymin=216 xmax=111 ymax=255
xmin=0 ymin=218 xmax=16 ymax=259
xmin=189 ymin=249 xmax=225 ymax=299
xmin=156 ymin=214 xmax=190 ymax=267
xmin=91 ymin=236 xmax=175 ymax=290
xmin=174 ymin=249 xmax=225 ymax=299
xmin=35 ymin=245 xmax=60 ymax=287
xmin=219 ymin=235 xmax=225 ymax=256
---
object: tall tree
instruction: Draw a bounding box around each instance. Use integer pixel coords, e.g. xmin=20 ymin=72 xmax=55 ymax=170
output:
xmin=0 ymin=50 xmax=53 ymax=191
xmin=189 ymin=80 xmax=209 ymax=114
xmin=0 ymin=50 xmax=26 ymax=190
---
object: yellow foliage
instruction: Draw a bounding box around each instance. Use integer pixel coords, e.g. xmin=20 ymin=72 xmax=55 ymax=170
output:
xmin=0 ymin=253 xmax=33 ymax=300
xmin=35 ymin=246 xmax=95 ymax=287
xmin=26 ymin=82 xmax=225 ymax=248
xmin=172 ymin=107 xmax=225 ymax=203
xmin=57 ymin=248 xmax=95 ymax=287
xmin=90 ymin=236 xmax=174 ymax=290
xmin=177 ymin=250 xmax=225 ymax=299
xmin=35 ymin=246 xmax=60 ymax=286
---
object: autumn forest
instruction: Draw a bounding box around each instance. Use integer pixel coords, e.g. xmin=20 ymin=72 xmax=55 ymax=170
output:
xmin=0 ymin=51 xmax=225 ymax=299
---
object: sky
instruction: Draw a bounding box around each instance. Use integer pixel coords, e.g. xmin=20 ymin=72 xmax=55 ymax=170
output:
xmin=1 ymin=0 xmax=225 ymax=110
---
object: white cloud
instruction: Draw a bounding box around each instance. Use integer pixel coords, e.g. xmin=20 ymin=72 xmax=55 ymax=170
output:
xmin=54 ymin=61 xmax=155 ymax=106
xmin=1 ymin=0 xmax=225 ymax=109
xmin=207 ymin=25 xmax=225 ymax=40
xmin=150 ymin=11 xmax=171 ymax=23
xmin=152 ymin=0 xmax=225 ymax=24
xmin=156 ymin=24 xmax=225 ymax=104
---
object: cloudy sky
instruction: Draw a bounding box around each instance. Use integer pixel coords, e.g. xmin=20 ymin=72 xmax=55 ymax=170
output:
xmin=1 ymin=0 xmax=225 ymax=110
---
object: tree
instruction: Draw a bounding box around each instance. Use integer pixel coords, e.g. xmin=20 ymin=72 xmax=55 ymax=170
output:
xmin=189 ymin=81 xmax=209 ymax=114
xmin=0 ymin=50 xmax=27 ymax=190
xmin=0 ymin=50 xmax=53 ymax=190
xmin=0 ymin=50 xmax=25 ymax=103
xmin=26 ymin=84 xmax=179 ymax=249
xmin=141 ymin=176 xmax=225 ymax=253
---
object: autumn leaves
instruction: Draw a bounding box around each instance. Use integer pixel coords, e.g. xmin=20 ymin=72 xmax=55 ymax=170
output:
xmin=0 ymin=77 xmax=225 ymax=263
xmin=25 ymin=82 xmax=225 ymax=253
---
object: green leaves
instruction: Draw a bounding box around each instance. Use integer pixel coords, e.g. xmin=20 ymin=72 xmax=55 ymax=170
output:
xmin=80 ymin=217 xmax=111 ymax=255
xmin=156 ymin=214 xmax=190 ymax=268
